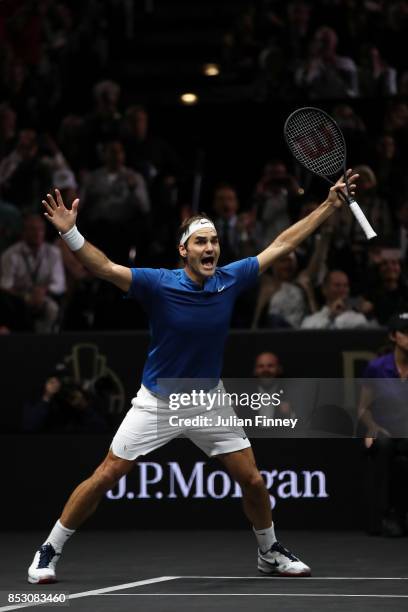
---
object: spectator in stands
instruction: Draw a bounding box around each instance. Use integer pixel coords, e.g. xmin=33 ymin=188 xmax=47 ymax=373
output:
xmin=22 ymin=374 xmax=63 ymax=433
xmin=80 ymin=140 xmax=150 ymax=262
xmin=23 ymin=377 xmax=109 ymax=434
xmin=253 ymin=160 xmax=300 ymax=249
xmin=234 ymin=351 xmax=292 ymax=421
xmin=222 ymin=5 xmax=260 ymax=77
xmin=84 ymin=80 xmax=122 ymax=168
xmin=0 ymin=287 xmax=31 ymax=333
xmin=394 ymin=200 xmax=408 ymax=264
xmin=331 ymin=104 xmax=368 ymax=164
xmin=358 ymin=312 xmax=408 ymax=536
xmin=121 ymin=105 xmax=182 ymax=186
xmin=295 ymin=26 xmax=358 ymax=98
xmin=40 ymin=134 xmax=77 ymax=195
xmin=0 ymin=197 xmax=22 ymax=254
xmin=251 ymin=351 xmax=292 ymax=418
xmin=57 ymin=115 xmax=87 ymax=174
xmin=384 ymin=102 xmax=408 ymax=156
xmin=332 ymin=104 xmax=366 ymax=132
xmin=0 ymin=103 xmax=16 ymax=158
xmin=0 ymin=129 xmax=52 ymax=211
xmin=0 ymin=214 xmax=66 ymax=332
xmin=2 ymin=58 xmax=36 ymax=122
xmin=212 ymin=183 xmax=259 ymax=265
xmin=121 ymin=105 xmax=182 ymax=262
xmin=371 ymin=134 xmax=405 ymax=207
xmin=358 ymin=45 xmax=397 ymax=97
xmin=285 ymin=0 xmax=313 ymax=63
xmin=301 ymin=270 xmax=372 ymax=329
xmin=252 ymin=253 xmax=307 ymax=329
xmin=364 ymin=253 xmax=408 ymax=325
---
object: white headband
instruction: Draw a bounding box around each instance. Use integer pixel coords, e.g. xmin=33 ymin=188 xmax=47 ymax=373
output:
xmin=180 ymin=219 xmax=216 ymax=245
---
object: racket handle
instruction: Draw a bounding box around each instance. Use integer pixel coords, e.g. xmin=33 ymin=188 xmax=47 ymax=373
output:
xmin=348 ymin=199 xmax=377 ymax=240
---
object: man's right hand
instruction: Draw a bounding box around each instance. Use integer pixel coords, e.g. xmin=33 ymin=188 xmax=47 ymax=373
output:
xmin=43 ymin=189 xmax=79 ymax=235
xmin=329 ymin=298 xmax=346 ymax=318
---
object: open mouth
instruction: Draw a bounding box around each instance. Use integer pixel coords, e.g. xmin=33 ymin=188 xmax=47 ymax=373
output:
xmin=201 ymin=256 xmax=215 ymax=269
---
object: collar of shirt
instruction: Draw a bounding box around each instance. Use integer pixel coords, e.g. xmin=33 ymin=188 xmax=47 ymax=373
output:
xmin=387 ymin=352 xmax=402 ymax=378
xmin=20 ymin=242 xmax=46 ymax=260
xmin=180 ymin=268 xmax=223 ymax=293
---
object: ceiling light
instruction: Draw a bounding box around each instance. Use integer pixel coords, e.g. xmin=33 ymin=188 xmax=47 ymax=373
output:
xmin=180 ymin=92 xmax=198 ymax=105
xmin=203 ymin=63 xmax=220 ymax=76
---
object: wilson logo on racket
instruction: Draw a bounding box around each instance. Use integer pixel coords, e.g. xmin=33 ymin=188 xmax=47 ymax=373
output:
xmin=294 ymin=125 xmax=335 ymax=159
xmin=284 ymin=106 xmax=377 ymax=239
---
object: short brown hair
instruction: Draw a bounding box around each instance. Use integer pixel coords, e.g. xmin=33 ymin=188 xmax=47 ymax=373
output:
xmin=176 ymin=212 xmax=215 ymax=246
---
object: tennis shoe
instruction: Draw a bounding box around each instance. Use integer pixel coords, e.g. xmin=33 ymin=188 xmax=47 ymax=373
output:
xmin=258 ymin=541 xmax=311 ymax=576
xmin=28 ymin=543 xmax=60 ymax=584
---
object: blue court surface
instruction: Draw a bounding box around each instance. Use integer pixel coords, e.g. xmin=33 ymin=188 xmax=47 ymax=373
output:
xmin=1 ymin=531 xmax=407 ymax=612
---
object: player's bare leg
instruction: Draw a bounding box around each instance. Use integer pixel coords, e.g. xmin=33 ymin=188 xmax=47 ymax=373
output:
xmin=217 ymin=447 xmax=271 ymax=528
xmin=28 ymin=451 xmax=134 ymax=583
xmin=61 ymin=450 xmax=134 ymax=528
xmin=218 ymin=447 xmax=311 ymax=576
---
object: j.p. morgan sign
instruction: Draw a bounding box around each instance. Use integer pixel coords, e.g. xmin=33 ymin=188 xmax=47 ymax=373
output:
xmin=106 ymin=461 xmax=328 ymax=509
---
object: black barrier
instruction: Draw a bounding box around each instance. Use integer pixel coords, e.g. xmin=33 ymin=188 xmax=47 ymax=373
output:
xmin=1 ymin=436 xmax=365 ymax=530
xmin=0 ymin=329 xmax=387 ymax=432
xmin=0 ymin=330 xmax=386 ymax=531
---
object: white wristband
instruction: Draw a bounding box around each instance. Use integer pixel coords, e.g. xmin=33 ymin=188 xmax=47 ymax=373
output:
xmin=60 ymin=225 xmax=85 ymax=251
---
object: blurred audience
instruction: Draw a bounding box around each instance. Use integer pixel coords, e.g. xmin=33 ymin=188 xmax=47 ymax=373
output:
xmin=213 ymin=183 xmax=259 ymax=265
xmin=363 ymin=253 xmax=408 ymax=325
xmin=80 ymin=140 xmax=149 ymax=262
xmin=0 ymin=129 xmax=52 ymax=211
xmin=358 ymin=312 xmax=408 ymax=536
xmin=253 ymin=160 xmax=300 ymax=249
xmin=0 ymin=0 xmax=406 ymax=332
xmin=23 ymin=375 xmax=109 ymax=434
xmin=252 ymin=253 xmax=307 ymax=329
xmin=301 ymin=270 xmax=373 ymax=329
xmin=0 ymin=214 xmax=65 ymax=332
xmin=295 ymin=26 xmax=358 ymax=99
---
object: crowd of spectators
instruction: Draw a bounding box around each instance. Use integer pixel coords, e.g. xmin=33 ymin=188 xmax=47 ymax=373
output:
xmin=0 ymin=0 xmax=408 ymax=333
xmin=222 ymin=0 xmax=408 ymax=101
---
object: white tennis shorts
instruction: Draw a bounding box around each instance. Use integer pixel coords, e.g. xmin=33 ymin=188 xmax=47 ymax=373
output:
xmin=111 ymin=383 xmax=251 ymax=460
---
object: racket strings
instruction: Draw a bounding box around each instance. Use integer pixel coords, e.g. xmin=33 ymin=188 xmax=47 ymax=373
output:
xmin=285 ymin=110 xmax=345 ymax=177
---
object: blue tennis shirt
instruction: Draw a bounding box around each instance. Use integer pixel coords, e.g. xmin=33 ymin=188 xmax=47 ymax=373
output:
xmin=127 ymin=257 xmax=259 ymax=395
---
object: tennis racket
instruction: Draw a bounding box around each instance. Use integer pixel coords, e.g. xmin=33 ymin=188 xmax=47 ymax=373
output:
xmin=284 ymin=107 xmax=377 ymax=240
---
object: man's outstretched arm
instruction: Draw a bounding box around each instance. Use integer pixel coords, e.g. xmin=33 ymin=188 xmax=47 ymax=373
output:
xmin=43 ymin=189 xmax=132 ymax=292
xmin=256 ymin=170 xmax=358 ymax=274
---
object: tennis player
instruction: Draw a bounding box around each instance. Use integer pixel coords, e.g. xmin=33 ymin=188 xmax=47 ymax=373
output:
xmin=28 ymin=171 xmax=358 ymax=583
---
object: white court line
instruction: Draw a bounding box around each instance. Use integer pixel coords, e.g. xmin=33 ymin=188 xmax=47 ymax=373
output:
xmin=96 ymin=593 xmax=408 ymax=598
xmin=2 ymin=575 xmax=407 ymax=609
xmin=0 ymin=576 xmax=179 ymax=612
xmin=174 ymin=576 xmax=408 ymax=580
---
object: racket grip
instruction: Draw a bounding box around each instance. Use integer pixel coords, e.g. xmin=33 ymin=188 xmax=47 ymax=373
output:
xmin=348 ymin=199 xmax=377 ymax=240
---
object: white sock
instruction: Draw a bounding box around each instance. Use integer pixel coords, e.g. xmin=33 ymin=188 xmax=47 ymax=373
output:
xmin=43 ymin=520 xmax=75 ymax=553
xmin=253 ymin=522 xmax=276 ymax=553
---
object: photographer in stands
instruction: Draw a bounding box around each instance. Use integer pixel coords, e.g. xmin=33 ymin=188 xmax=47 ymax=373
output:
xmin=358 ymin=312 xmax=408 ymax=536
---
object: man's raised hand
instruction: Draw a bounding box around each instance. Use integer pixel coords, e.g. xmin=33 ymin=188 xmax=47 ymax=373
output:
xmin=43 ymin=189 xmax=79 ymax=235
xmin=327 ymin=169 xmax=359 ymax=209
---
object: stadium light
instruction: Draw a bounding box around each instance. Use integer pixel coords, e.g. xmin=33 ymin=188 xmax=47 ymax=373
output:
xmin=203 ymin=63 xmax=220 ymax=76
xmin=180 ymin=93 xmax=198 ymax=105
